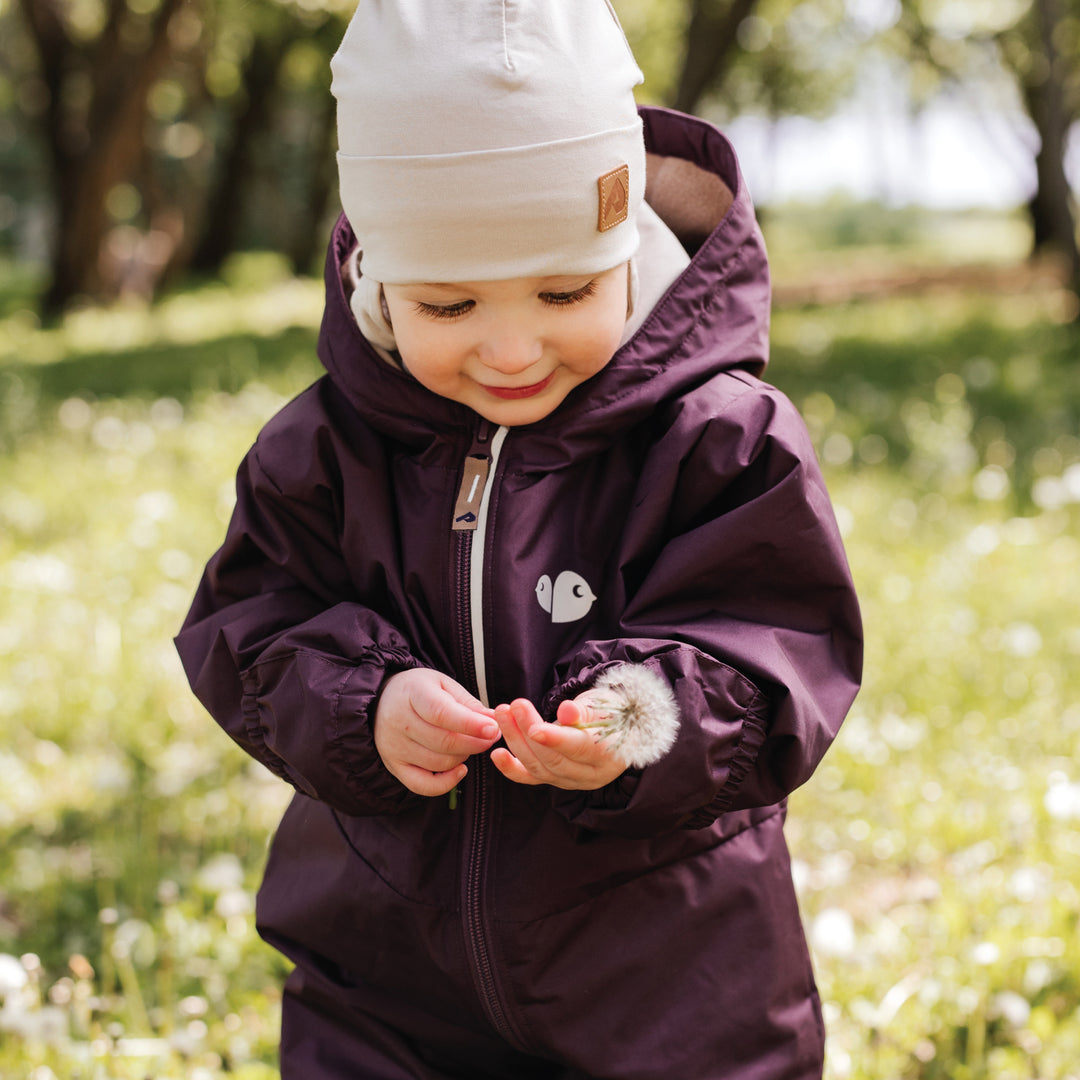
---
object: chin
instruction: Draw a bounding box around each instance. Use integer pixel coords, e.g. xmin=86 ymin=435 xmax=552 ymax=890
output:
xmin=478 ymin=404 xmax=554 ymax=427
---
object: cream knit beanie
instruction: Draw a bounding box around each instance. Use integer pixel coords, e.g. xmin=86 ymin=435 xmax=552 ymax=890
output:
xmin=330 ymin=0 xmax=646 ymax=288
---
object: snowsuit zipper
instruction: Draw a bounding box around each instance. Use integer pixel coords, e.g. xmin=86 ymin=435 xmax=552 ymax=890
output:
xmin=450 ymin=423 xmax=524 ymax=1047
xmin=450 ymin=422 xmax=508 ymax=705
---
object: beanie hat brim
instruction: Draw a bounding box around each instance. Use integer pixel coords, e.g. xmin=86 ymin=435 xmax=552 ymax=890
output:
xmin=339 ymin=119 xmax=645 ymax=283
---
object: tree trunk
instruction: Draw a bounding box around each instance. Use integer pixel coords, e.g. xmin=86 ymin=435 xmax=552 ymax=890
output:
xmin=18 ymin=0 xmax=188 ymax=316
xmin=285 ymin=94 xmax=339 ymax=275
xmin=1024 ymin=0 xmax=1079 ymax=299
xmin=188 ymin=27 xmax=292 ymax=274
xmin=671 ymin=0 xmax=759 ymax=115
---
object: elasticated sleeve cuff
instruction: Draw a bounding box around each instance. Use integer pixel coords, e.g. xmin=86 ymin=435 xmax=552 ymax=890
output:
xmin=240 ymin=645 xmax=423 ymax=817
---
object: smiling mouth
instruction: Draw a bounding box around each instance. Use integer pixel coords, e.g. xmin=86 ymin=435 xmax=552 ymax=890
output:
xmin=481 ymin=372 xmax=555 ymax=400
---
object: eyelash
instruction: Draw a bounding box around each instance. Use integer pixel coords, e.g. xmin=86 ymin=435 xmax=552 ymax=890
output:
xmin=541 ymin=280 xmax=598 ymax=307
xmin=414 ymin=280 xmax=598 ymax=321
xmin=415 ymin=301 xmax=473 ymax=321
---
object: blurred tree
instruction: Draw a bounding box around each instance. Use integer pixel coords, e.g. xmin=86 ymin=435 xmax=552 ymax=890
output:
xmin=617 ymin=0 xmax=858 ymax=122
xmin=1024 ymin=0 xmax=1079 ymax=280
xmin=186 ymin=12 xmax=294 ymax=274
xmin=623 ymin=0 xmax=1077 ymax=302
xmin=671 ymin=0 xmax=762 ymax=114
xmin=16 ymin=0 xmax=193 ymax=315
xmin=886 ymin=0 xmax=1079 ymax=295
xmin=7 ymin=0 xmax=1074 ymax=314
xmin=184 ymin=0 xmax=344 ymax=278
xmin=10 ymin=0 xmax=346 ymax=313
xmin=0 ymin=12 xmax=45 ymax=262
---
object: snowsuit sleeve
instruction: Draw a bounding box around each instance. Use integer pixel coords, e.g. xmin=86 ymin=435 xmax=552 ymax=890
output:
xmin=543 ymin=377 xmax=862 ymax=837
xmin=175 ymin=420 xmax=423 ymax=817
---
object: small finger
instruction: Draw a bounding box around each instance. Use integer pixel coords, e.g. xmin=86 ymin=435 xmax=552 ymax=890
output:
xmin=555 ymin=698 xmax=590 ymax=726
xmin=494 ymin=703 xmax=539 ymax=771
xmin=490 ymin=747 xmax=541 ymax=786
xmin=394 ymin=762 xmax=467 ymax=798
xmin=397 ymin=742 xmax=468 ymax=774
xmin=401 ymin=693 xmax=499 ymax=744
xmin=441 ymin=679 xmax=497 ymax=716
xmin=424 ymin=701 xmax=500 ymax=741
xmin=503 ymin=702 xmax=595 ymax=772
xmin=416 ymin=722 xmax=498 ymax=757
xmin=507 ymin=699 xmax=569 ymax=762
xmin=522 ymin=717 xmax=596 ymax=763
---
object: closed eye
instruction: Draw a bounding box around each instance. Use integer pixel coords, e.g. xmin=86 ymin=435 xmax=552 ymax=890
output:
xmin=415 ymin=300 xmax=475 ymax=320
xmin=539 ymin=280 xmax=598 ymax=308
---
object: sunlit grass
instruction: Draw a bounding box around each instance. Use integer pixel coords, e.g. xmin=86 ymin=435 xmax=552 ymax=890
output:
xmin=769 ymin=291 xmax=1080 ymax=512
xmin=1 ymin=384 xmax=297 ymax=1077
xmin=1 ymin=258 xmax=1079 ymax=1078
xmin=790 ymin=464 xmax=1080 ymax=1080
xmin=762 ymin=203 xmax=1034 ymax=284
xmin=0 ymin=252 xmax=325 ymax=452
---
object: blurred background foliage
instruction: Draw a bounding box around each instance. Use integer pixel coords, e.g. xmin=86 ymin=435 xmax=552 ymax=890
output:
xmin=3 ymin=2 xmax=1080 ymax=1080
xmin=0 ymin=0 xmax=1078 ymax=314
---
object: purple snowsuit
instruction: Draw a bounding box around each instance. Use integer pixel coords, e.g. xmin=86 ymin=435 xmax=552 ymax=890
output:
xmin=177 ymin=107 xmax=862 ymax=1080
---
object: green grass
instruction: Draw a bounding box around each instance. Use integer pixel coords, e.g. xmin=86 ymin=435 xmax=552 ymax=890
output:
xmin=768 ymin=289 xmax=1080 ymax=511
xmin=1 ymin=245 xmax=1079 ymax=1078
xmin=762 ymin=202 xmax=1035 ymax=283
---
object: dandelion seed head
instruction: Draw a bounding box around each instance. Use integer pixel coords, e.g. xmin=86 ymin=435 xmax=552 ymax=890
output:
xmin=973 ymin=465 xmax=1010 ymax=501
xmin=993 ymin=990 xmax=1031 ymax=1027
xmin=0 ymin=953 xmax=28 ymax=996
xmin=1023 ymin=959 xmax=1054 ymax=995
xmin=966 ymin=523 xmax=1000 ymax=555
xmin=576 ymin=664 xmax=679 ymax=768
xmin=197 ymin=852 xmax=245 ymax=894
xmin=10 ymin=1005 xmax=68 ymax=1046
xmin=1044 ymin=779 xmax=1080 ymax=820
xmin=215 ymin=887 xmax=253 ymax=919
xmin=179 ymin=995 xmax=209 ymax=1018
xmin=1003 ymin=621 xmax=1042 ymax=658
xmin=811 ymin=907 xmax=856 ymax=957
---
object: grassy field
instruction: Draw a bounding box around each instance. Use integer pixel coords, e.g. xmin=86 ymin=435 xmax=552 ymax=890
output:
xmin=1 ymin=234 xmax=1079 ymax=1079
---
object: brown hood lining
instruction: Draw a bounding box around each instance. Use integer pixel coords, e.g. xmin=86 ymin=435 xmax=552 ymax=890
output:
xmin=645 ymin=152 xmax=735 ymax=255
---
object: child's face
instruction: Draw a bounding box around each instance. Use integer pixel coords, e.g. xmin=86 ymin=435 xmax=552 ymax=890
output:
xmin=382 ymin=263 xmax=629 ymax=426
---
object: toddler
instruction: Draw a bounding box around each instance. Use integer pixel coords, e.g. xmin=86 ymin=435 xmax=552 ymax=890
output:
xmin=177 ymin=2 xmax=862 ymax=1077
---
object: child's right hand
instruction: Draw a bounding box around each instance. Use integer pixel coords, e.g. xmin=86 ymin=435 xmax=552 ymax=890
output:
xmin=373 ymin=669 xmax=499 ymax=796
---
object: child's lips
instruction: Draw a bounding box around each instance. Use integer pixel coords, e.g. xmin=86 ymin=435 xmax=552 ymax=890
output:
xmin=481 ymin=372 xmax=555 ymax=400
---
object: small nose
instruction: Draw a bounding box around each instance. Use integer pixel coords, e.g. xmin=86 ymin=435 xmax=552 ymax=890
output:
xmin=477 ymin=324 xmax=543 ymax=375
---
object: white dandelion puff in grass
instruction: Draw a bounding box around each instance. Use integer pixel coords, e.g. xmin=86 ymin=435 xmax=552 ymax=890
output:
xmin=810 ymin=907 xmax=857 ymax=957
xmin=1044 ymin=779 xmax=1080 ymax=820
xmin=0 ymin=954 xmax=28 ymax=997
xmin=567 ymin=664 xmax=679 ymax=768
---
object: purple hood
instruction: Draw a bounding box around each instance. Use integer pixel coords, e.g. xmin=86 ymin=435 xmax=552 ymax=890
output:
xmin=316 ymin=107 xmax=771 ymax=462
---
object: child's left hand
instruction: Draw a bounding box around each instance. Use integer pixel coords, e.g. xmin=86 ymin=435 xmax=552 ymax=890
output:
xmin=490 ymin=697 xmax=626 ymax=790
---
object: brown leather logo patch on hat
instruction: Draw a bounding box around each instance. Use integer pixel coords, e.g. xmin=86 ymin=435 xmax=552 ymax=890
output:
xmin=597 ymin=164 xmax=630 ymax=232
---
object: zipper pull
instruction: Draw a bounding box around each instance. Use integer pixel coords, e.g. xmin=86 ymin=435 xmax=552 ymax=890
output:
xmin=452 ymin=455 xmax=490 ymax=531
xmin=451 ymin=421 xmax=497 ymax=532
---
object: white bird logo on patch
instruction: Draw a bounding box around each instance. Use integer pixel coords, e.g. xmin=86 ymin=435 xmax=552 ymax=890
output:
xmin=535 ymin=571 xmax=597 ymax=624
